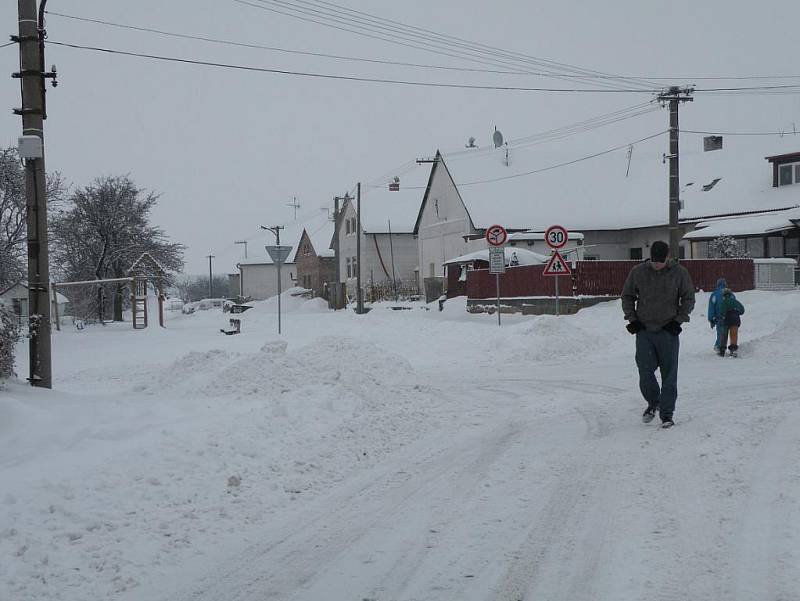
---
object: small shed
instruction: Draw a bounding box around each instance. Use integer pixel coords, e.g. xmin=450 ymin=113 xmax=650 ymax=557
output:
xmin=0 ymin=281 xmax=69 ymax=326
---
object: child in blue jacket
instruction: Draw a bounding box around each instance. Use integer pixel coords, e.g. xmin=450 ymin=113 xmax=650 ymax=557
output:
xmin=707 ymin=278 xmax=728 ymax=351
xmin=717 ymin=288 xmax=745 ymax=357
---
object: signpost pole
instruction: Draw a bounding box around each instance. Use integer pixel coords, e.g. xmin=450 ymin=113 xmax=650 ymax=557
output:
xmin=496 ymin=273 xmax=501 ymax=326
xmin=555 ymin=274 xmax=560 ymax=317
xmin=485 ymin=225 xmax=508 ymax=327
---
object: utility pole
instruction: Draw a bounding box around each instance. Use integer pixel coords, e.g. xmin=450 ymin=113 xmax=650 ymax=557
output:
xmin=234 ymin=240 xmax=248 ymax=258
xmin=657 ymin=86 xmax=694 ymax=259
xmin=356 ymin=182 xmax=364 ymax=314
xmin=15 ymin=0 xmax=56 ymax=388
xmin=206 ymin=254 xmax=215 ymax=297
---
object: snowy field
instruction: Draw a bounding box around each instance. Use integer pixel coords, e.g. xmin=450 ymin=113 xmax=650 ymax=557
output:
xmin=2 ymin=289 xmax=799 ymax=601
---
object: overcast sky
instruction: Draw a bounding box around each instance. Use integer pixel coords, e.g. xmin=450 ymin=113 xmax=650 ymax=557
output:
xmin=2 ymin=1 xmax=799 ymax=274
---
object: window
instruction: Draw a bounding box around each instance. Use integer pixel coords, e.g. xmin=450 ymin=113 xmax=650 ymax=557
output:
xmin=351 ymin=256 xmax=358 ymax=277
xmin=768 ymin=236 xmax=784 ymax=258
xmin=351 ymin=218 xmax=358 ymax=234
xmin=784 ymin=236 xmax=799 ymax=257
xmin=629 ymin=247 xmax=643 ymax=260
xmin=693 ymin=241 xmax=709 ymax=259
xmin=346 ymin=257 xmax=351 ymax=278
xmin=746 ymin=237 xmax=764 ymax=258
xmin=778 ymin=162 xmax=800 ymax=186
xmin=345 ymin=219 xmax=351 ymax=235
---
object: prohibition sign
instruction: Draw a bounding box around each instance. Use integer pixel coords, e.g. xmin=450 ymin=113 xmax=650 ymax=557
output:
xmin=545 ymin=225 xmax=568 ymax=249
xmin=486 ymin=224 xmax=508 ymax=247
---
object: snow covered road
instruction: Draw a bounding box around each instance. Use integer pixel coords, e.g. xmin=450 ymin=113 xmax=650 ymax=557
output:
xmin=3 ymin=290 xmax=800 ymax=600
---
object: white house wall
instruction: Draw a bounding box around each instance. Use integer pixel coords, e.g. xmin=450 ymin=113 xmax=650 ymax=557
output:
xmin=240 ymin=264 xmax=296 ymax=300
xmin=417 ymin=163 xmax=482 ymax=278
xmin=337 ymin=201 xmax=418 ymax=285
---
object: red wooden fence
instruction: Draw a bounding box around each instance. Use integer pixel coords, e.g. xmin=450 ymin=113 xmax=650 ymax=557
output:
xmin=464 ymin=259 xmax=754 ymax=300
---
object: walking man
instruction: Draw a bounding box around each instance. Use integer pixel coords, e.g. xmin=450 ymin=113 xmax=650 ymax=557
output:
xmin=622 ymin=241 xmax=696 ymax=428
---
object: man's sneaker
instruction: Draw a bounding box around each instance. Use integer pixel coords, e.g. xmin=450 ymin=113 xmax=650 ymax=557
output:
xmin=661 ymin=418 xmax=675 ymax=429
xmin=717 ymin=349 xmax=726 ymax=357
xmin=642 ymin=406 xmax=657 ymax=424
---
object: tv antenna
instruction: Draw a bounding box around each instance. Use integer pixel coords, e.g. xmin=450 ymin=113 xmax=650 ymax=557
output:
xmin=286 ymin=196 xmax=301 ymax=220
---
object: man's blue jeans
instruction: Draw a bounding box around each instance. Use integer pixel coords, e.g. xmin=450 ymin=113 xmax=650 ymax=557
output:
xmin=635 ymin=329 xmax=680 ymax=419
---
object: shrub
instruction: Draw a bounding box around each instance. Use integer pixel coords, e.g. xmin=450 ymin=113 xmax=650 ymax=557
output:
xmin=0 ymin=304 xmax=21 ymax=380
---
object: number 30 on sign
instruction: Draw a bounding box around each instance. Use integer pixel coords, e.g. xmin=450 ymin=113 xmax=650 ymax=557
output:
xmin=545 ymin=225 xmax=568 ymax=249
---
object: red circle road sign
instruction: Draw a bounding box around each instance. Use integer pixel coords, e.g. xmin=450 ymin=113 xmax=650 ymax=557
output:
xmin=545 ymin=224 xmax=569 ymax=249
xmin=486 ymin=224 xmax=508 ymax=247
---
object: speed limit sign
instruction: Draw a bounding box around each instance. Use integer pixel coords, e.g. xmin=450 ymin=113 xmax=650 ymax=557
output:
xmin=545 ymin=225 xmax=568 ymax=249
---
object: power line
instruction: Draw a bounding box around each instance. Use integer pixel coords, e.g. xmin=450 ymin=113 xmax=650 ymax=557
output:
xmin=388 ymin=131 xmax=668 ymax=189
xmin=44 ymin=10 xmax=533 ymax=76
xmin=681 ymin=128 xmax=800 ymax=136
xmin=235 ymin=0 xmax=651 ymax=91
xmin=47 ymin=40 xmax=661 ymax=92
xmin=290 ymin=0 xmax=660 ymax=88
xmin=459 ymin=130 xmax=668 ymax=186
xmin=0 ymin=41 xmax=15 ymax=49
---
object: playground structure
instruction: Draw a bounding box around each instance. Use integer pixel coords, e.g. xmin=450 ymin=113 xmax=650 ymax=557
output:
xmin=51 ymin=252 xmax=168 ymax=331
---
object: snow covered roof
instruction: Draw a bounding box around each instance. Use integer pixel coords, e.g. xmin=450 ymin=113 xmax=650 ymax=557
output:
xmin=508 ymin=230 xmax=585 ymax=241
xmin=684 ymin=206 xmax=800 ymax=240
xmin=445 ymin=247 xmax=548 ymax=266
xmin=238 ymin=255 xmax=296 ymax=267
xmin=352 ymin=163 xmax=431 ymax=234
xmin=289 ymin=211 xmax=336 ymax=262
xmin=437 ymin=132 xmax=800 ymax=231
xmin=0 ymin=281 xmax=69 ymax=304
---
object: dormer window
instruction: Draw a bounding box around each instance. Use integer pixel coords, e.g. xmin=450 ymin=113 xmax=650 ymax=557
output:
xmin=778 ymin=162 xmax=800 ymax=186
xmin=765 ymin=151 xmax=800 ymax=187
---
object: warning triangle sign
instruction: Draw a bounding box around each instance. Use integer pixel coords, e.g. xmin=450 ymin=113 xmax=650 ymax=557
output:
xmin=543 ymin=250 xmax=572 ymax=276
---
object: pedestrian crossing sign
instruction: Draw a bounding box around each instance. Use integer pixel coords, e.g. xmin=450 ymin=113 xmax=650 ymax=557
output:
xmin=542 ymin=250 xmax=571 ymax=276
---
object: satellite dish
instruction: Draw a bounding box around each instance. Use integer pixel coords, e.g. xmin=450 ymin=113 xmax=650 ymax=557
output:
xmin=492 ymin=128 xmax=504 ymax=149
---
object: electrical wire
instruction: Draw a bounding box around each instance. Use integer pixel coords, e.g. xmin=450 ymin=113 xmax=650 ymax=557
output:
xmin=391 ymin=131 xmax=668 ymax=190
xmin=682 ymin=128 xmax=800 ymax=136
xmin=235 ymin=0 xmax=652 ymax=91
xmin=47 ymin=40 xmax=661 ymax=92
xmin=285 ymin=0 xmax=660 ymax=89
xmin=44 ymin=10 xmax=533 ymax=76
xmin=0 ymin=42 xmax=15 ymax=49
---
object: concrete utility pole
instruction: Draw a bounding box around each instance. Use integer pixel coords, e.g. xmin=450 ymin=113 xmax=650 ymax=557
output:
xmin=657 ymin=86 xmax=694 ymax=259
xmin=15 ymin=0 xmax=56 ymax=388
xmin=356 ymin=182 xmax=364 ymax=314
xmin=234 ymin=240 xmax=248 ymax=258
xmin=206 ymin=255 xmax=215 ymax=297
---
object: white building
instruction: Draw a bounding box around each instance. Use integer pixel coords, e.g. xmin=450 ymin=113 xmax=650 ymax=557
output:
xmin=238 ymin=258 xmax=296 ymax=301
xmin=335 ymin=174 xmax=423 ymax=291
xmin=0 ymin=281 xmax=69 ymax=325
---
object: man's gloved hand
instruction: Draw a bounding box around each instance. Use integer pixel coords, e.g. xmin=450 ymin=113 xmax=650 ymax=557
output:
xmin=709 ymin=319 xmax=716 ymax=329
xmin=626 ymin=320 xmax=644 ymax=335
xmin=663 ymin=320 xmax=683 ymax=336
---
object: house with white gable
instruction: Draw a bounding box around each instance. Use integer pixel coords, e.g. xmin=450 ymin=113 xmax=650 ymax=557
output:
xmin=334 ymin=167 xmax=425 ymax=295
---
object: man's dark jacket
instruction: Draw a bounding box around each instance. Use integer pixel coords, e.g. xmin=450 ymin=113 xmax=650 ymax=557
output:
xmin=622 ymin=259 xmax=696 ymax=331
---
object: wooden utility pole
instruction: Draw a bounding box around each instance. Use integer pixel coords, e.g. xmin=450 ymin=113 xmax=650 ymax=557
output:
xmin=658 ymin=86 xmax=694 ymax=259
xmin=356 ymin=182 xmax=364 ymax=314
xmin=15 ymin=0 xmax=55 ymax=388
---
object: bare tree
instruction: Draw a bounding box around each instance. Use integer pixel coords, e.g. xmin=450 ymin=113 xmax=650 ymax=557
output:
xmin=0 ymin=147 xmax=65 ymax=290
xmin=50 ymin=175 xmax=184 ymax=322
